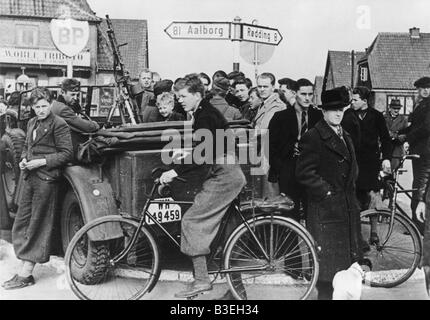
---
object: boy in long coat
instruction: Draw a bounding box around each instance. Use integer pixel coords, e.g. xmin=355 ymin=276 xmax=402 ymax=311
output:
xmin=2 ymin=87 xmax=73 ymax=290
xmin=296 ymin=87 xmax=363 ymax=299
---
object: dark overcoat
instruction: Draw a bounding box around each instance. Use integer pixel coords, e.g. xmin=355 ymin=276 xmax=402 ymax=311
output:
xmin=343 ymin=108 xmax=392 ymax=191
xmin=296 ymin=120 xmax=362 ymax=282
xmin=12 ymin=112 xmax=73 ymax=263
xmin=268 ymin=106 xmax=322 ymax=196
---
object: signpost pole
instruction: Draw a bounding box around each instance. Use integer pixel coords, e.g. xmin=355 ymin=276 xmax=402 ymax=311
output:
xmin=252 ymin=19 xmax=259 ymax=82
xmin=232 ymin=16 xmax=242 ymax=72
xmin=67 ymin=57 xmax=73 ymax=78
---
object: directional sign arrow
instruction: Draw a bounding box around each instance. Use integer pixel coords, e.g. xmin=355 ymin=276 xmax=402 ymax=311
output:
xmin=164 ymin=22 xmax=231 ymax=40
xmin=240 ymin=23 xmax=283 ymax=46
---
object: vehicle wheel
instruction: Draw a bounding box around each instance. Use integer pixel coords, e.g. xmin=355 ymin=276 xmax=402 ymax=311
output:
xmin=65 ymin=215 xmax=160 ymax=300
xmin=1 ymin=129 xmax=25 ymax=212
xmin=360 ymin=209 xmax=422 ymax=288
xmin=61 ymin=190 xmax=110 ymax=286
xmin=223 ymin=216 xmax=319 ymax=300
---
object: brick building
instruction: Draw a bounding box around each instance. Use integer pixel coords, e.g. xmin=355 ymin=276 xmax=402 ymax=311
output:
xmin=322 ymin=50 xmax=365 ymax=91
xmin=0 ymin=0 xmax=148 ymax=114
xmin=356 ymin=27 xmax=430 ymax=114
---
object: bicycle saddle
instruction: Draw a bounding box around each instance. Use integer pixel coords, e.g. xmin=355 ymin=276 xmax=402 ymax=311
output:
xmin=252 ymin=194 xmax=295 ymax=213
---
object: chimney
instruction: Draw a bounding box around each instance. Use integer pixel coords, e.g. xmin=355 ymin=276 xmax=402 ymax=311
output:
xmin=410 ymin=27 xmax=420 ymax=39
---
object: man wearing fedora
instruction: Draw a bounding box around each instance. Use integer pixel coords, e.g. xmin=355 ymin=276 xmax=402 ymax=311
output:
xmin=384 ymin=99 xmax=408 ymax=170
xmin=296 ymin=86 xmax=363 ymax=300
xmin=398 ymin=76 xmax=430 ymax=234
xmin=51 ymin=78 xmax=100 ymax=161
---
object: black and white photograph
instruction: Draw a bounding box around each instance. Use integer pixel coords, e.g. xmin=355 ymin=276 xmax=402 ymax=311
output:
xmin=1 ymin=0 xmax=430 ymax=306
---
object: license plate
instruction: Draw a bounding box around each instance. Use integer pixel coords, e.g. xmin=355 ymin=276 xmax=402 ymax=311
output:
xmin=145 ymin=198 xmax=182 ymax=225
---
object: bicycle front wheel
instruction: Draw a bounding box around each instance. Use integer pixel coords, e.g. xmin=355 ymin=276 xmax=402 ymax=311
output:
xmin=223 ymin=216 xmax=319 ymax=300
xmin=360 ymin=209 xmax=422 ymax=288
xmin=65 ymin=215 xmax=160 ymax=300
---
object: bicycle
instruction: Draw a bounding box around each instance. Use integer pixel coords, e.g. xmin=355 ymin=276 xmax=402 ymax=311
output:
xmin=64 ymin=169 xmax=319 ymax=300
xmin=360 ymin=154 xmax=423 ymax=288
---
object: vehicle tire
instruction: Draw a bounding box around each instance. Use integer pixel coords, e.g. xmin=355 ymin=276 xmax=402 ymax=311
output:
xmin=60 ymin=190 xmax=110 ymax=286
xmin=360 ymin=209 xmax=422 ymax=288
xmin=1 ymin=128 xmax=25 ymax=212
xmin=223 ymin=216 xmax=319 ymax=300
xmin=65 ymin=215 xmax=160 ymax=300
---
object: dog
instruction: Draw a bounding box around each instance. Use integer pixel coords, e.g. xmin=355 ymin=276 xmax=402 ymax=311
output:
xmin=332 ymin=262 xmax=366 ymax=300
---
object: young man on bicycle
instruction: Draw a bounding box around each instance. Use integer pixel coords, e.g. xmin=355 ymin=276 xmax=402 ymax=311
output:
xmin=159 ymin=74 xmax=246 ymax=298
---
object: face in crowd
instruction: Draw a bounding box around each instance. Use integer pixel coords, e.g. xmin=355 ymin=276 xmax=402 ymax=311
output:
xmin=139 ymin=71 xmax=153 ymax=89
xmin=418 ymin=87 xmax=430 ymax=99
xmin=235 ymin=84 xmax=250 ymax=102
xmin=249 ymin=90 xmax=262 ymax=109
xmin=32 ymin=98 xmax=52 ymax=121
xmin=389 ymin=105 xmax=401 ymax=118
xmin=199 ymin=77 xmax=210 ymax=93
xmin=177 ymin=88 xmax=201 ymax=113
xmin=279 ymin=84 xmax=296 ymax=105
xmin=62 ymin=90 xmax=80 ymax=106
xmin=0 ymin=102 xmax=7 ymax=115
xmin=351 ymin=94 xmax=367 ymax=111
xmin=157 ymin=93 xmax=175 ymax=119
xmin=296 ymin=85 xmax=314 ymax=109
xmin=257 ymin=77 xmax=274 ymax=100
xmin=323 ymin=107 xmax=345 ymax=127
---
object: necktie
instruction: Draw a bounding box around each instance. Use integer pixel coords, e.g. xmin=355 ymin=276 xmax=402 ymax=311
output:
xmin=32 ymin=121 xmax=41 ymax=141
xmin=300 ymin=110 xmax=308 ymax=139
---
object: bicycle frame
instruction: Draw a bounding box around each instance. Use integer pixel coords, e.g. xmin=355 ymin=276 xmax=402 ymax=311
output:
xmin=380 ymin=155 xmax=419 ymax=246
xmin=112 ymin=179 xmax=275 ymax=275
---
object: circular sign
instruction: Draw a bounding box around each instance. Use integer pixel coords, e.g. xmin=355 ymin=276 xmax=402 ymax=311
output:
xmin=240 ymin=41 xmax=275 ymax=66
xmin=50 ymin=18 xmax=90 ymax=57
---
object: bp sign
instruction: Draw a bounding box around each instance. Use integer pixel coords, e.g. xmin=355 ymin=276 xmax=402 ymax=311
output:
xmin=50 ymin=19 xmax=90 ymax=57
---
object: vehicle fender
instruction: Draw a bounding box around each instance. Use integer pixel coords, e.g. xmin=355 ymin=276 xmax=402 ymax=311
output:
xmin=63 ymin=165 xmax=123 ymax=241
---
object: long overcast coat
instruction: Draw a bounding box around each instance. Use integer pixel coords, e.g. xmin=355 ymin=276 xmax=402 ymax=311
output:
xmin=296 ymin=120 xmax=363 ymax=282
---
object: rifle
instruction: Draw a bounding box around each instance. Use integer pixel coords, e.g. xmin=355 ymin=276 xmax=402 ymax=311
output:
xmin=105 ymin=15 xmax=139 ymax=126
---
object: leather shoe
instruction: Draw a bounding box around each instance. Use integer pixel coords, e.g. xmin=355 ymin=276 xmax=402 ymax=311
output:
xmin=174 ymin=280 xmax=213 ymax=298
xmin=2 ymin=274 xmax=35 ymax=290
xmin=369 ymin=232 xmax=380 ymax=246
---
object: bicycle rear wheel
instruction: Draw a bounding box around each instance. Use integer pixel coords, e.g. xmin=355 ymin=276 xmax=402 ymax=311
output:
xmin=65 ymin=215 xmax=160 ymax=300
xmin=223 ymin=216 xmax=319 ymax=300
xmin=360 ymin=209 xmax=422 ymax=288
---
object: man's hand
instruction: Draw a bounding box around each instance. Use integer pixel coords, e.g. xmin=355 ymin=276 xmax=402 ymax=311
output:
xmin=381 ymin=159 xmax=391 ymax=174
xmin=159 ymin=169 xmax=178 ymax=185
xmin=416 ymin=201 xmax=426 ymax=223
xmin=19 ymin=158 xmax=27 ymax=170
xmin=25 ymin=159 xmax=47 ymax=171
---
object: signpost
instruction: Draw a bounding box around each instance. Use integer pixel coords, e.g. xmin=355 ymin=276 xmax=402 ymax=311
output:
xmin=50 ymin=18 xmax=90 ymax=78
xmin=164 ymin=22 xmax=231 ymax=40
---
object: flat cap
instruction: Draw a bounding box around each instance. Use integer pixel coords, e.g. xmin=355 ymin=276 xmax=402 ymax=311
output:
xmin=213 ymin=77 xmax=230 ymax=92
xmin=153 ymin=79 xmax=173 ymax=97
xmin=414 ymin=76 xmax=430 ymax=88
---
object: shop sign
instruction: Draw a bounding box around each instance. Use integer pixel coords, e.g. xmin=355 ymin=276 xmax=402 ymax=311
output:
xmin=0 ymin=48 xmax=91 ymax=67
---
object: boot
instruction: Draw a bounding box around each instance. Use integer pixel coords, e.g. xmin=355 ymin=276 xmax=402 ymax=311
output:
xmin=424 ymin=266 xmax=430 ymax=297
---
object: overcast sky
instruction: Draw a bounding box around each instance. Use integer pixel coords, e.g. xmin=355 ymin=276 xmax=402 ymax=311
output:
xmin=87 ymin=0 xmax=430 ymax=83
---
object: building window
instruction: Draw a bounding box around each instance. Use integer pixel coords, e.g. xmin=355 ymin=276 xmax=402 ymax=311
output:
xmin=387 ymin=95 xmax=414 ymax=115
xmin=16 ymin=25 xmax=39 ymax=47
xmin=360 ymin=67 xmax=368 ymax=82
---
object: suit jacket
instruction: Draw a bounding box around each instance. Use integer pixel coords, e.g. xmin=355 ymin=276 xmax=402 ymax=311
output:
xmin=21 ymin=112 xmax=73 ymax=181
xmin=296 ymin=119 xmax=362 ymax=281
xmin=268 ymin=106 xmax=322 ymax=177
xmin=253 ymin=93 xmax=286 ymax=130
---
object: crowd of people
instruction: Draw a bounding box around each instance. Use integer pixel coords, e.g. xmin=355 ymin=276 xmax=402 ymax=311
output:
xmin=1 ymin=67 xmax=430 ymax=300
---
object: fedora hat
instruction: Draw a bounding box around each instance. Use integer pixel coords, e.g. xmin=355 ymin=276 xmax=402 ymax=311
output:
xmin=389 ymin=99 xmax=402 ymax=109
xmin=321 ymin=86 xmax=351 ymax=110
